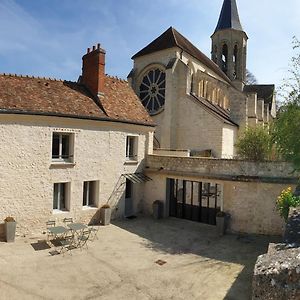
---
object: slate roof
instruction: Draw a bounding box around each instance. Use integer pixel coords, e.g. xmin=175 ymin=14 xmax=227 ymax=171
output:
xmin=0 ymin=74 xmax=154 ymax=126
xmin=190 ymin=94 xmax=238 ymax=127
xmin=244 ymin=84 xmax=275 ymax=105
xmin=214 ymin=0 xmax=243 ymax=33
xmin=132 ymin=27 xmax=231 ymax=84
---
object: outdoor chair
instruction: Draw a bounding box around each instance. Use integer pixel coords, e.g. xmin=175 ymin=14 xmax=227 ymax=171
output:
xmin=59 ymin=231 xmax=77 ymax=256
xmin=46 ymin=220 xmax=56 ymax=242
xmin=63 ymin=217 xmax=73 ymax=226
xmin=77 ymin=229 xmax=90 ymax=250
xmin=88 ymin=225 xmax=100 ymax=241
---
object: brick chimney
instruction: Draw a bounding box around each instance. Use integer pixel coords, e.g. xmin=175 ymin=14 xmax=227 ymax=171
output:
xmin=81 ymin=43 xmax=106 ymax=97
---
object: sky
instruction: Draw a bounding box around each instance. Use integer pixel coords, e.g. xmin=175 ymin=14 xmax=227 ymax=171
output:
xmin=0 ymin=0 xmax=300 ymax=91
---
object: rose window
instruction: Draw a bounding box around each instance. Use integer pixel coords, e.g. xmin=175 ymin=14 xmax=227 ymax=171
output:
xmin=139 ymin=68 xmax=165 ymax=114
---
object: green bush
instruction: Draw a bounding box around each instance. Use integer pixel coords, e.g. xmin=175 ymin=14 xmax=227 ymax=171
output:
xmin=235 ymin=126 xmax=272 ymax=161
xmin=276 ymin=187 xmax=300 ymax=221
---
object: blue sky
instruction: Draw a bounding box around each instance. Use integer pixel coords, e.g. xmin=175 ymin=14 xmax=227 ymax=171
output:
xmin=0 ymin=0 xmax=300 ymax=90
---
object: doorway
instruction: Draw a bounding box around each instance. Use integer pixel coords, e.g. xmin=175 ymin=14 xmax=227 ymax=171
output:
xmin=167 ymin=178 xmax=221 ymax=225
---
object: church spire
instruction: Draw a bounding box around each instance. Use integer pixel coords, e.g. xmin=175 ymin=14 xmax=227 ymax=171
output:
xmin=214 ymin=0 xmax=243 ymax=33
xmin=211 ymin=0 xmax=247 ymax=90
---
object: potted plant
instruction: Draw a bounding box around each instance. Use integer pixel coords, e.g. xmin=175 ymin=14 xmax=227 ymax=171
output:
xmin=4 ymin=216 xmax=16 ymax=242
xmin=100 ymin=204 xmax=111 ymax=225
xmin=216 ymin=211 xmax=226 ymax=236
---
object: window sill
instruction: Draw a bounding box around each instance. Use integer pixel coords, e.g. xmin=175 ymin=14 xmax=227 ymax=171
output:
xmin=124 ymin=160 xmax=139 ymax=165
xmin=52 ymin=210 xmax=69 ymax=215
xmin=50 ymin=161 xmax=76 ymax=168
xmin=82 ymin=206 xmax=98 ymax=211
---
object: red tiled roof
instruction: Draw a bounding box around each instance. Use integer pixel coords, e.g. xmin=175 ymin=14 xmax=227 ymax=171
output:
xmin=0 ymin=74 xmax=154 ymax=126
xmin=102 ymin=76 xmax=154 ymax=125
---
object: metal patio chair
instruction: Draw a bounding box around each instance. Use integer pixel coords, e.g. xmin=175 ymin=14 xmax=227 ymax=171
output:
xmin=77 ymin=229 xmax=90 ymax=250
xmin=59 ymin=231 xmax=77 ymax=256
xmin=63 ymin=217 xmax=73 ymax=226
xmin=88 ymin=225 xmax=100 ymax=241
xmin=46 ymin=220 xmax=56 ymax=242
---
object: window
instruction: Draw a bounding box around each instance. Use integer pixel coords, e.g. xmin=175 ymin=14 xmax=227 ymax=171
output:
xmin=233 ymin=45 xmax=238 ymax=79
xmin=83 ymin=181 xmax=97 ymax=207
xmin=52 ymin=132 xmax=73 ymax=162
xmin=53 ymin=183 xmax=68 ymax=211
xmin=222 ymin=44 xmax=228 ymax=74
xmin=126 ymin=136 xmax=137 ymax=160
xmin=139 ymin=68 xmax=165 ymax=115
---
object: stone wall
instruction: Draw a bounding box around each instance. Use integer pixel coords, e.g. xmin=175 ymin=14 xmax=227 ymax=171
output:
xmin=144 ymin=155 xmax=298 ymax=235
xmin=0 ymin=114 xmax=153 ymax=238
xmin=252 ymin=207 xmax=300 ymax=299
xmin=146 ymin=155 xmax=298 ymax=183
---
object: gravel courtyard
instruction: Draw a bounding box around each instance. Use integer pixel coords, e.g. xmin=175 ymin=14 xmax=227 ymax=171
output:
xmin=0 ymin=217 xmax=277 ymax=300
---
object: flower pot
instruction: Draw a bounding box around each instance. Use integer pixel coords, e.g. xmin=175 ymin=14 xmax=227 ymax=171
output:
xmin=5 ymin=221 xmax=16 ymax=242
xmin=100 ymin=207 xmax=111 ymax=225
xmin=216 ymin=216 xmax=225 ymax=236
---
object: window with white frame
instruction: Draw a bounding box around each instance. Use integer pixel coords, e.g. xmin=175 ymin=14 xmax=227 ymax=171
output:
xmin=83 ymin=181 xmax=97 ymax=207
xmin=53 ymin=183 xmax=69 ymax=211
xmin=52 ymin=132 xmax=73 ymax=162
xmin=126 ymin=136 xmax=138 ymax=160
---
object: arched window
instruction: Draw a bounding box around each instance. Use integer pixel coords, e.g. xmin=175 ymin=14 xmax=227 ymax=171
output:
xmin=222 ymin=44 xmax=228 ymax=74
xmin=212 ymin=45 xmax=218 ymax=63
xmin=190 ymin=73 xmax=194 ymax=94
xmin=187 ymin=63 xmax=194 ymax=94
xmin=212 ymin=88 xmax=217 ymax=103
xmin=233 ymin=45 xmax=238 ymax=79
xmin=139 ymin=68 xmax=166 ymax=115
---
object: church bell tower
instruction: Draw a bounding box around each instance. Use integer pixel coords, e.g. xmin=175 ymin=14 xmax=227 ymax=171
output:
xmin=211 ymin=0 xmax=248 ymax=90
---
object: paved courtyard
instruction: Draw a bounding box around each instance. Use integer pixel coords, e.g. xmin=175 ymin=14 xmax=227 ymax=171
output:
xmin=0 ymin=217 xmax=278 ymax=300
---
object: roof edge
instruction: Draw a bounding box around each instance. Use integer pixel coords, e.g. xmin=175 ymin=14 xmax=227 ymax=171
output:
xmin=0 ymin=109 xmax=156 ymax=128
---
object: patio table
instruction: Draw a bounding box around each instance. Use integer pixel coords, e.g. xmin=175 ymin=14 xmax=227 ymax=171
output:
xmin=67 ymin=223 xmax=87 ymax=231
xmin=48 ymin=226 xmax=68 ymax=237
xmin=47 ymin=226 xmax=69 ymax=249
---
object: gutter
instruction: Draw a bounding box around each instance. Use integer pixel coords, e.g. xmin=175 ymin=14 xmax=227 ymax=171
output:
xmin=0 ymin=109 xmax=156 ymax=128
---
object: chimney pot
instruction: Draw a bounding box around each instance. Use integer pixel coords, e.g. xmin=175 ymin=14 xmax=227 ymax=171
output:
xmin=87 ymin=48 xmax=90 ymax=53
xmin=92 ymin=45 xmax=96 ymax=51
xmin=97 ymin=43 xmax=101 ymax=49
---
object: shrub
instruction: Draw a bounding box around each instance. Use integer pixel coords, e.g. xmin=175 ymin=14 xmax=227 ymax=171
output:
xmin=235 ymin=126 xmax=273 ymax=161
xmin=276 ymin=187 xmax=300 ymax=221
xmin=101 ymin=204 xmax=110 ymax=209
xmin=4 ymin=216 xmax=15 ymax=222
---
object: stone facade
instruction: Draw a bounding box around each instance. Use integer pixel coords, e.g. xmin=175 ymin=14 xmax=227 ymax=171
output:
xmin=0 ymin=114 xmax=153 ymax=237
xmin=143 ymin=155 xmax=298 ymax=235
xmin=130 ymin=47 xmax=241 ymax=157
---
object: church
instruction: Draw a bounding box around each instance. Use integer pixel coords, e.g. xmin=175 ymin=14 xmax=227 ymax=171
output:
xmin=128 ymin=0 xmax=276 ymax=158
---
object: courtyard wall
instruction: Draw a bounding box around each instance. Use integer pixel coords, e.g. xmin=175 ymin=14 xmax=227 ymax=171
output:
xmin=144 ymin=155 xmax=298 ymax=235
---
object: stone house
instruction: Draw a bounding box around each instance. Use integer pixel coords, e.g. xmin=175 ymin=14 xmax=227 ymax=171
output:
xmin=0 ymin=44 xmax=155 ymax=236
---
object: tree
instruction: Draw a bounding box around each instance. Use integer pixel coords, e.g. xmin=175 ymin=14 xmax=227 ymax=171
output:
xmin=272 ymin=37 xmax=300 ymax=171
xmin=245 ymin=69 xmax=258 ymax=85
xmin=235 ymin=126 xmax=272 ymax=161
